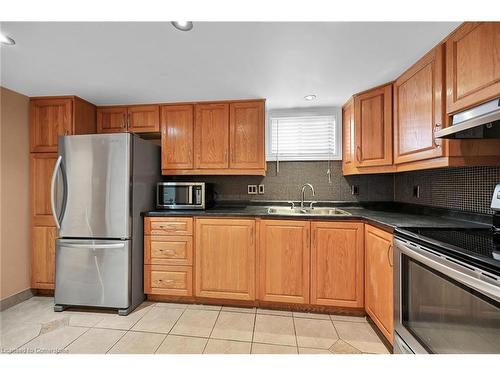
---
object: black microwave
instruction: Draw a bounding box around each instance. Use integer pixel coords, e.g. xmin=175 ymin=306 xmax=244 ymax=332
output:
xmin=156 ymin=182 xmax=214 ymax=209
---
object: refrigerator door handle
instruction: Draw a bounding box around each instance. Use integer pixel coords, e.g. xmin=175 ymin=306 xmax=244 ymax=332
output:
xmin=58 ymin=242 xmax=126 ymax=249
xmin=50 ymin=155 xmax=63 ymax=229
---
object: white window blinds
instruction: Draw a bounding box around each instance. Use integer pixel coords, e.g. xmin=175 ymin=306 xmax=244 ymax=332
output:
xmin=266 ymin=109 xmax=341 ymax=161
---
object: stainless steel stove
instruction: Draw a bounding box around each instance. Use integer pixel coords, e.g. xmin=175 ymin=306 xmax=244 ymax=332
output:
xmin=393 ymin=184 xmax=500 ymax=354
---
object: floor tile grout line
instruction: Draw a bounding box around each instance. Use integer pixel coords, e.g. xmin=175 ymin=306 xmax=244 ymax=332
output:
xmin=249 ymin=310 xmax=257 ymax=354
xmin=61 ymin=326 xmax=92 ymax=352
xmin=105 ymin=329 xmax=130 ymax=354
xmin=202 ymin=307 xmax=222 ymax=354
xmin=153 ymin=307 xmax=188 ymax=354
xmin=291 ymin=316 xmax=299 ymax=351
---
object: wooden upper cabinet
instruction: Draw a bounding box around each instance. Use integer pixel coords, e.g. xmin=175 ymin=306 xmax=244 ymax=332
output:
xmin=194 ymin=103 xmax=230 ymax=169
xmin=394 ymin=45 xmax=445 ymax=164
xmin=195 ymin=218 xmax=256 ymax=301
xmin=342 ymin=98 xmax=356 ymax=174
xmin=311 ymin=222 xmax=364 ymax=308
xmin=258 ymin=220 xmax=310 ymax=304
xmin=365 ymin=224 xmax=394 ymax=344
xmin=32 ymin=225 xmax=57 ymax=289
xmin=354 ymin=84 xmax=393 ymax=167
xmin=97 ymin=106 xmax=127 ymax=133
xmin=161 ymin=105 xmax=194 ymax=170
xmin=31 ymin=153 xmax=57 ymax=227
xmin=30 ymin=98 xmax=73 ymax=152
xmin=446 ymin=22 xmax=500 ymax=114
xmin=229 ymin=101 xmax=265 ymax=170
xmin=127 ymin=105 xmax=160 ymax=133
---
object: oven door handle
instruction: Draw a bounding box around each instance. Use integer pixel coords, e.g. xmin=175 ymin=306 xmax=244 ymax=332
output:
xmin=397 ymin=241 xmax=500 ymax=302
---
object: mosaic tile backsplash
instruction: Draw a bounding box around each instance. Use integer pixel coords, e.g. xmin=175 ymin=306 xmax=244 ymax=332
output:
xmin=166 ymin=161 xmax=395 ymax=202
xmin=394 ymin=166 xmax=500 ymax=215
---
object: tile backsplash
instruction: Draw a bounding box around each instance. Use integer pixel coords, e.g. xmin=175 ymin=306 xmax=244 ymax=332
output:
xmin=394 ymin=166 xmax=500 ymax=215
xmin=166 ymin=161 xmax=395 ymax=202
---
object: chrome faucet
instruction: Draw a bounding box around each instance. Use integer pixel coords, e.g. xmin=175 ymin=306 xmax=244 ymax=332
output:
xmin=300 ymin=183 xmax=315 ymax=209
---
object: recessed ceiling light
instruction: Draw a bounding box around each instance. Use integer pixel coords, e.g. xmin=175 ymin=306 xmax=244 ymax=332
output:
xmin=0 ymin=32 xmax=15 ymax=46
xmin=304 ymin=95 xmax=317 ymax=101
xmin=171 ymin=21 xmax=194 ymax=32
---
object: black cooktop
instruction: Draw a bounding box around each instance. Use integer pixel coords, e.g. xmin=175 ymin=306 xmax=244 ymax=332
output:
xmin=395 ymin=226 xmax=500 ymax=275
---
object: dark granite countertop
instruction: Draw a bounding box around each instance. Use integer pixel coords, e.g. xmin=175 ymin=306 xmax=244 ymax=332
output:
xmin=143 ymin=201 xmax=491 ymax=232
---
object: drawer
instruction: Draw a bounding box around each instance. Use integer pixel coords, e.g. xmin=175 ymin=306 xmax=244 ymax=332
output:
xmin=144 ymin=265 xmax=193 ymax=296
xmin=144 ymin=236 xmax=193 ymax=265
xmin=144 ymin=217 xmax=193 ymax=235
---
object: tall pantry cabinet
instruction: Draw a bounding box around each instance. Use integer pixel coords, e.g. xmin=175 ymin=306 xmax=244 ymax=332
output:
xmin=30 ymin=96 xmax=96 ymax=290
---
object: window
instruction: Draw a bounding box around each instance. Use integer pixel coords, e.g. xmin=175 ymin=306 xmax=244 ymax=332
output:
xmin=266 ymin=108 xmax=341 ymax=161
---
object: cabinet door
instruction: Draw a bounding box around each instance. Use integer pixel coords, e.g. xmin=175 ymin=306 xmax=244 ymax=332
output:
xmin=311 ymin=222 xmax=364 ymax=308
xmin=194 ymin=103 xmax=229 ymax=169
xmin=97 ymin=107 xmax=127 ymax=133
xmin=229 ymin=101 xmax=265 ymax=170
xmin=365 ymin=224 xmax=393 ymax=343
xmin=127 ymin=105 xmax=160 ymax=133
xmin=31 ymin=153 xmax=57 ymax=226
xmin=354 ymin=84 xmax=393 ymax=167
xmin=342 ymin=98 xmax=356 ymax=174
xmin=32 ymin=225 xmax=57 ymax=289
xmin=258 ymin=220 xmax=310 ymax=304
xmin=394 ymin=45 xmax=445 ymax=164
xmin=446 ymin=22 xmax=500 ymax=114
xmin=30 ymin=98 xmax=73 ymax=152
xmin=195 ymin=218 xmax=255 ymax=301
xmin=161 ymin=105 xmax=194 ymax=170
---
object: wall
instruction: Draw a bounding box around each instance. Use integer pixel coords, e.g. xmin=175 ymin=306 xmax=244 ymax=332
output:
xmin=394 ymin=166 xmax=500 ymax=215
xmin=0 ymin=87 xmax=31 ymax=301
xmin=167 ymin=161 xmax=395 ymax=202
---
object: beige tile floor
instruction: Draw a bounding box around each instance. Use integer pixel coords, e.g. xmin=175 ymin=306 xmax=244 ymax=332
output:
xmin=0 ymin=296 xmax=390 ymax=354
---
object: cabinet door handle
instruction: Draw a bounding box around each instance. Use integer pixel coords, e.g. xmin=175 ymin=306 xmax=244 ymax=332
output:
xmin=122 ymin=114 xmax=126 ymax=129
xmin=127 ymin=113 xmax=131 ymax=130
xmin=387 ymin=244 xmax=394 ymax=267
xmin=356 ymin=146 xmax=362 ymax=162
xmin=433 ymin=123 xmax=442 ymax=149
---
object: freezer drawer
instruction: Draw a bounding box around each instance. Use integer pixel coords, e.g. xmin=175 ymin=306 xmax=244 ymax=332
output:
xmin=55 ymin=239 xmax=131 ymax=309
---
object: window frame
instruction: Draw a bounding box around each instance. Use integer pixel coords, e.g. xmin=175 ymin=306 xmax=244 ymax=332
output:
xmin=265 ymin=107 xmax=342 ymax=162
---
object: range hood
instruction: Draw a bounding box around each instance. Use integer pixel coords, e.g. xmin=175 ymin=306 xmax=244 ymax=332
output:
xmin=435 ymin=97 xmax=500 ymax=139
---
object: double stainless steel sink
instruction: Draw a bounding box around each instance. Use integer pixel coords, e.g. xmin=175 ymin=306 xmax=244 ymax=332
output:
xmin=267 ymin=206 xmax=351 ymax=216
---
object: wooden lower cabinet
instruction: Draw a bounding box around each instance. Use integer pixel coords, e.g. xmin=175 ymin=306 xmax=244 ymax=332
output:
xmin=258 ymin=220 xmax=310 ymax=304
xmin=365 ymin=224 xmax=394 ymax=343
xmin=32 ymin=226 xmax=57 ymax=289
xmin=144 ymin=265 xmax=192 ymax=296
xmin=311 ymin=222 xmax=364 ymax=308
xmin=195 ymin=218 xmax=256 ymax=301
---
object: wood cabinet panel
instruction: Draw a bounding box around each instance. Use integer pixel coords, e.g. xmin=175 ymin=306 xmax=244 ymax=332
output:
xmin=446 ymin=22 xmax=500 ymax=113
xmin=30 ymin=98 xmax=72 ymax=152
xmin=365 ymin=224 xmax=393 ymax=343
xmin=127 ymin=105 xmax=160 ymax=133
xmin=144 ymin=265 xmax=193 ymax=296
xmin=97 ymin=106 xmax=127 ymax=133
xmin=258 ymin=220 xmax=310 ymax=304
xmin=354 ymin=84 xmax=393 ymax=167
xmin=311 ymin=222 xmax=364 ymax=308
xmin=32 ymin=226 xmax=57 ymax=289
xmin=195 ymin=218 xmax=255 ymax=301
xmin=31 ymin=153 xmax=57 ymax=226
xmin=144 ymin=217 xmax=193 ymax=236
xmin=229 ymin=101 xmax=265 ymax=170
xmin=342 ymin=98 xmax=356 ymax=174
xmin=144 ymin=236 xmax=193 ymax=266
xmin=194 ymin=103 xmax=229 ymax=169
xmin=394 ymin=45 xmax=445 ymax=164
xmin=161 ymin=105 xmax=194 ymax=170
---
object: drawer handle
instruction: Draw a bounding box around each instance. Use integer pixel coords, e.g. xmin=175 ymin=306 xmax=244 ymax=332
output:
xmin=158 ymin=279 xmax=175 ymax=284
xmin=159 ymin=249 xmax=175 ymax=255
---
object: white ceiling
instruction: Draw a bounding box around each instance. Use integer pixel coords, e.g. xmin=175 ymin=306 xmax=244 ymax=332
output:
xmin=0 ymin=22 xmax=459 ymax=108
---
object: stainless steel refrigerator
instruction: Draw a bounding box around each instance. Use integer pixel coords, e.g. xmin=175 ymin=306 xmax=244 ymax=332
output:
xmin=51 ymin=133 xmax=160 ymax=315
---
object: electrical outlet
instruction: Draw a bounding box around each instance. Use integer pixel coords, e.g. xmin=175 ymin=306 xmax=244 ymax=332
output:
xmin=247 ymin=185 xmax=258 ymax=195
xmin=351 ymin=185 xmax=359 ymax=195
xmin=413 ymin=185 xmax=420 ymax=198
xmin=258 ymin=184 xmax=265 ymax=194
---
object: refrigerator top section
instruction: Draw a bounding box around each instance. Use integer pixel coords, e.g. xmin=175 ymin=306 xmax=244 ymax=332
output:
xmin=57 ymin=133 xmax=132 ymax=239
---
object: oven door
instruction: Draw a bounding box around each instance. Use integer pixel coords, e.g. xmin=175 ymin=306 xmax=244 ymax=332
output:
xmin=394 ymin=238 xmax=500 ymax=354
